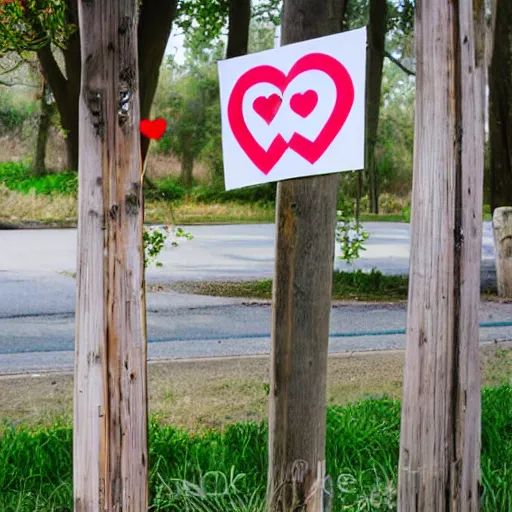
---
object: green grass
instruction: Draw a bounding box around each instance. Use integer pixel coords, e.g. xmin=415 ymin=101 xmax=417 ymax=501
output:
xmin=172 ymin=269 xmax=410 ymax=302
xmin=0 ymin=162 xmax=78 ymax=196
xmin=0 ymin=385 xmax=511 ymax=511
xmin=358 ymin=213 xmax=407 ymax=222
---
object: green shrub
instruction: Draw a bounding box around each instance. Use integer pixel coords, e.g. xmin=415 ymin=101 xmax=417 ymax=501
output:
xmin=192 ymin=182 xmax=277 ymax=205
xmin=153 ymin=177 xmax=187 ymax=202
xmin=0 ymin=161 xmax=77 ymax=195
xmin=0 ymin=93 xmax=35 ymax=133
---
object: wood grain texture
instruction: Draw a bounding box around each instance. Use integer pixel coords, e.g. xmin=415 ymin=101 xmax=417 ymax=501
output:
xmin=74 ymin=1 xmax=147 ymax=510
xmin=397 ymin=1 xmax=485 ymax=510
xmin=266 ymin=1 xmax=347 ymax=510
xmin=493 ymin=207 xmax=512 ymax=297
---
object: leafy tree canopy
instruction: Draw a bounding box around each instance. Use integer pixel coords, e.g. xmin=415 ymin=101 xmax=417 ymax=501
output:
xmin=0 ymin=0 xmax=73 ymax=55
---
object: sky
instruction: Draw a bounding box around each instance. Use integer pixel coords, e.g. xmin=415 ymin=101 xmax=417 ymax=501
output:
xmin=164 ymin=11 xmax=282 ymax=64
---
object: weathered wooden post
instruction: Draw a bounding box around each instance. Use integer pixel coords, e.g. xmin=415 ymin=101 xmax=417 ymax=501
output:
xmin=398 ymin=1 xmax=485 ymax=511
xmin=266 ymin=0 xmax=347 ymax=510
xmin=74 ymin=0 xmax=147 ymax=510
xmin=493 ymin=207 xmax=512 ymax=298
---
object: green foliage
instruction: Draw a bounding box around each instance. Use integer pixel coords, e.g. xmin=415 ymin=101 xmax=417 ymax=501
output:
xmin=1 ymin=385 xmax=511 ymax=510
xmin=336 ymin=212 xmax=370 ymax=264
xmin=377 ymin=60 xmax=415 ymax=195
xmin=0 ymin=161 xmax=77 ymax=194
xmin=332 ymin=268 xmax=409 ymax=300
xmin=144 ymin=226 xmax=170 ymax=268
xmin=251 ymin=0 xmax=281 ymax=26
xmin=181 ymin=269 xmax=410 ymax=302
xmin=0 ymin=0 xmax=74 ymax=54
xmin=175 ymin=0 xmax=230 ymax=46
xmin=154 ymin=59 xmax=220 ymax=185
xmin=0 ymin=92 xmax=35 ymax=133
xmin=144 ymin=225 xmax=193 ymax=268
xmin=151 ymin=178 xmax=187 ymax=202
xmin=401 ymin=204 xmax=411 ymax=223
xmin=192 ymin=182 xmax=277 ymax=205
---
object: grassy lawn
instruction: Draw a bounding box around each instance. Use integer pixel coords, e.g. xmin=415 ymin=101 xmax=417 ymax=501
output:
xmin=0 ymin=350 xmax=510 ymax=511
xmin=164 ymin=269 xmax=498 ymax=302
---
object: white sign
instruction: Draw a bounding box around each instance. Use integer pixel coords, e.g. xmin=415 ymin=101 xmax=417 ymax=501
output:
xmin=218 ymin=27 xmax=367 ymax=191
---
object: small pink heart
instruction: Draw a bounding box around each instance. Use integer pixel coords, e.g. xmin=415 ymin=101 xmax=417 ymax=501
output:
xmin=140 ymin=118 xmax=167 ymax=139
xmin=253 ymin=94 xmax=282 ymax=124
xmin=290 ymin=90 xmax=318 ymax=118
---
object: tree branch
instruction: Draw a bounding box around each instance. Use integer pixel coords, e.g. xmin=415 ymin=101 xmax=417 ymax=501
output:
xmin=37 ymin=46 xmax=68 ymax=108
xmin=385 ymin=51 xmax=415 ymax=76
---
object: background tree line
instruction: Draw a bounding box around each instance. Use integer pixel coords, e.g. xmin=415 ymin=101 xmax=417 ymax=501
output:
xmin=0 ymin=0 xmax=509 ymax=214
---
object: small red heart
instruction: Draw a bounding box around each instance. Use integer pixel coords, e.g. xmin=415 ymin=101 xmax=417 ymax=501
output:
xmin=253 ymin=94 xmax=282 ymax=124
xmin=140 ymin=118 xmax=167 ymax=140
xmin=290 ymin=90 xmax=318 ymax=118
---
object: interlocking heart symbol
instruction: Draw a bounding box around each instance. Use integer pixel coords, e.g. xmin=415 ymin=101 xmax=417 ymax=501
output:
xmin=227 ymin=53 xmax=355 ymax=175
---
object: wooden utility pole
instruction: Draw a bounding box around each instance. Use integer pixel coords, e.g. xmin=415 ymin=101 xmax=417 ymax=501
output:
xmin=398 ymin=1 xmax=485 ymax=511
xmin=266 ymin=1 xmax=347 ymax=511
xmin=74 ymin=1 xmax=147 ymax=511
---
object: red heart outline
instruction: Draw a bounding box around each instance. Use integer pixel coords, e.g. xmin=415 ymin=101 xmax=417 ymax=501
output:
xmin=227 ymin=53 xmax=355 ymax=175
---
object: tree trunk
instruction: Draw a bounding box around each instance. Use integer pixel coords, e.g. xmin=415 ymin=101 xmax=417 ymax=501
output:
xmin=180 ymin=134 xmax=194 ymax=187
xmin=74 ymin=0 xmax=147 ymax=510
xmin=63 ymin=20 xmax=81 ymax=172
xmin=33 ymin=81 xmax=54 ymax=176
xmin=397 ymin=1 xmax=485 ymax=510
xmin=266 ymin=1 xmax=346 ymax=511
xmin=226 ymin=0 xmax=251 ymax=59
xmin=489 ymin=0 xmax=512 ymax=212
xmin=366 ymin=0 xmax=387 ymax=215
xmin=60 ymin=95 xmax=80 ymax=172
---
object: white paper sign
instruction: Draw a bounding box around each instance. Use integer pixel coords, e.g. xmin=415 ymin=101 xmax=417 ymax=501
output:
xmin=217 ymin=27 xmax=367 ymax=191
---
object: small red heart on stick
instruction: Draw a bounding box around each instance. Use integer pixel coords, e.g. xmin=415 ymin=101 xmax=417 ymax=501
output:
xmin=140 ymin=118 xmax=167 ymax=140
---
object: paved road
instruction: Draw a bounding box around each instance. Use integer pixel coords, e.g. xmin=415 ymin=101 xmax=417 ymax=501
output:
xmin=0 ymin=222 xmax=497 ymax=281
xmin=0 ymin=222 xmax=509 ymax=374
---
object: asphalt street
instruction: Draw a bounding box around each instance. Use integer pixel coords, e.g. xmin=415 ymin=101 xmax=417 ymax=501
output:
xmin=0 ymin=222 xmax=510 ymax=374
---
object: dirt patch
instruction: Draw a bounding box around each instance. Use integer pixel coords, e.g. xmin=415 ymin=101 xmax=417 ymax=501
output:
xmin=1 ymin=345 xmax=510 ymax=430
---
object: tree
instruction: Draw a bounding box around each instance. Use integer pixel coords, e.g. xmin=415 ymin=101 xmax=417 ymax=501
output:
xmin=33 ymin=78 xmax=55 ymax=175
xmin=345 ymin=0 xmax=415 ymax=212
xmin=365 ymin=0 xmax=388 ymax=214
xmin=226 ymin=0 xmax=251 ymax=58
xmin=0 ymin=0 xmax=177 ymax=171
xmin=489 ymin=0 xmax=512 ymax=211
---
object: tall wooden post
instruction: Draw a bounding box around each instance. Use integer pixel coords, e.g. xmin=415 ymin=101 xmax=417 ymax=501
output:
xmin=74 ymin=1 xmax=147 ymax=510
xmin=398 ymin=1 xmax=485 ymax=511
xmin=266 ymin=1 xmax=347 ymax=511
